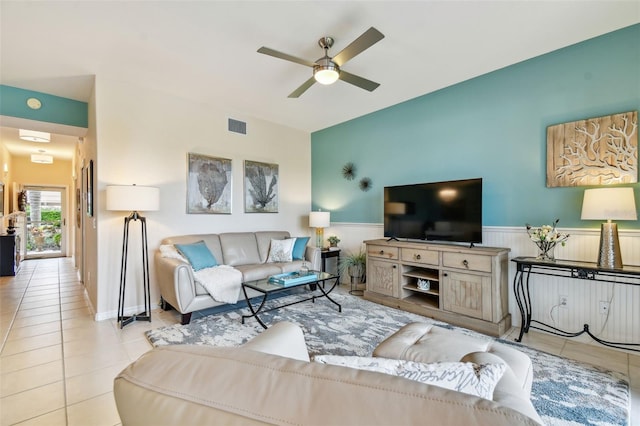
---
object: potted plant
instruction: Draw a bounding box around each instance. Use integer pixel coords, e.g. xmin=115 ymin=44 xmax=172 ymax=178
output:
xmin=327 ymin=235 xmax=340 ymax=248
xmin=339 ymin=250 xmax=366 ymax=284
xmin=31 ymin=227 xmax=45 ymax=251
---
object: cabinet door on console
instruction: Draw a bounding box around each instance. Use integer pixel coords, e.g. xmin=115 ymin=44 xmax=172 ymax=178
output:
xmin=366 ymin=259 xmax=398 ymax=297
xmin=442 ymin=270 xmax=492 ymax=321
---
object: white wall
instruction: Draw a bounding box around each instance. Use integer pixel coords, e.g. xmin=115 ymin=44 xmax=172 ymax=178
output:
xmin=93 ymin=77 xmax=311 ymax=320
xmin=77 ymin=86 xmax=99 ymax=312
xmin=331 ymin=223 xmax=640 ymax=350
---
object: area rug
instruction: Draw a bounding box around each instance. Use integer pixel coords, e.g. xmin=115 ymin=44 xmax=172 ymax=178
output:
xmin=146 ymin=290 xmax=630 ymax=426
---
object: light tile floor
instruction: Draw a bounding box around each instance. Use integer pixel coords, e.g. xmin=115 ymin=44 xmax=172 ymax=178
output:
xmin=1 ymin=258 xmax=638 ymax=425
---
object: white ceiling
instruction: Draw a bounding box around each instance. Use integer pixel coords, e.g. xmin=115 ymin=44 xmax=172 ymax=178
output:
xmin=1 ymin=1 xmax=638 ymax=160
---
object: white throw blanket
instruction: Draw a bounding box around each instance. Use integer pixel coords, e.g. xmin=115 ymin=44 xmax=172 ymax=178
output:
xmin=192 ymin=265 xmax=243 ymax=304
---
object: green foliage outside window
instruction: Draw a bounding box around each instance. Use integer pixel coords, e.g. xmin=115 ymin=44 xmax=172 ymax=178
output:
xmin=40 ymin=210 xmax=61 ymax=222
xmin=26 ymin=208 xmax=63 ymax=252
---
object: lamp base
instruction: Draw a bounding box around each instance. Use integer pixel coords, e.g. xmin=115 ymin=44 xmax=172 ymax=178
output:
xmin=118 ymin=313 xmax=151 ymax=328
xmin=315 ymin=227 xmax=324 ymax=248
xmin=597 ymin=222 xmax=622 ymax=269
xmin=117 ymin=212 xmax=152 ymax=329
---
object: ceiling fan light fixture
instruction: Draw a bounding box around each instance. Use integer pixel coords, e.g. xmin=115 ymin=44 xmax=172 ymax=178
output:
xmin=314 ymin=60 xmax=340 ymax=85
xmin=258 ymin=27 xmax=383 ymax=97
xmin=19 ymin=129 xmax=50 ymax=143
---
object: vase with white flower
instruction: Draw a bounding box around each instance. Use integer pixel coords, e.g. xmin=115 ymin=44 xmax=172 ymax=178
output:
xmin=526 ymin=219 xmax=569 ymax=262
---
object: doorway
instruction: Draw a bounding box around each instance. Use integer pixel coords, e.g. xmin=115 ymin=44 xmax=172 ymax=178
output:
xmin=24 ymin=186 xmax=67 ymax=259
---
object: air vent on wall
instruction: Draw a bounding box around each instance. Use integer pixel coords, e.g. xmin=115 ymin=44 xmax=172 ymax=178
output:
xmin=228 ymin=118 xmax=247 ymax=135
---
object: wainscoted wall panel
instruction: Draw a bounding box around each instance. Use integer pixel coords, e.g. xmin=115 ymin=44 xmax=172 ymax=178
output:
xmin=332 ymin=223 xmax=640 ymax=350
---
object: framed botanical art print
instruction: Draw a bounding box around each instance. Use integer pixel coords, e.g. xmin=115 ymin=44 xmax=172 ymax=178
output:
xmin=244 ymin=160 xmax=278 ymax=213
xmin=187 ymin=153 xmax=232 ymax=214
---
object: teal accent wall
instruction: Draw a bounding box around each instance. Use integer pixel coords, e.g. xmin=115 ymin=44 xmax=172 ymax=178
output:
xmin=312 ymin=24 xmax=640 ymax=229
xmin=0 ymin=85 xmax=88 ymax=128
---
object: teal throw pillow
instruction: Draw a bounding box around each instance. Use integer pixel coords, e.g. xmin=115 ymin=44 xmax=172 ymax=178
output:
xmin=174 ymin=241 xmax=218 ymax=271
xmin=291 ymin=237 xmax=310 ymax=260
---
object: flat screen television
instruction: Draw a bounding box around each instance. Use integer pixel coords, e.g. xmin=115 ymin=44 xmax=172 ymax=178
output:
xmin=384 ymin=178 xmax=482 ymax=245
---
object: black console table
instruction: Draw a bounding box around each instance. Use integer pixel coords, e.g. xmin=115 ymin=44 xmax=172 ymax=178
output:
xmin=512 ymin=256 xmax=640 ymax=352
xmin=0 ymin=234 xmax=17 ymax=276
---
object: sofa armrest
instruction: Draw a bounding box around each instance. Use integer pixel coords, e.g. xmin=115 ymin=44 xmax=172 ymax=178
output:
xmin=305 ymin=246 xmax=322 ymax=272
xmin=460 ymin=351 xmax=542 ymax=425
xmin=242 ymin=321 xmax=310 ymax=362
xmin=154 ymin=252 xmax=197 ymax=313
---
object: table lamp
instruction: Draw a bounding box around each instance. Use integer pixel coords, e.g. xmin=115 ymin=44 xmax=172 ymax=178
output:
xmin=106 ymin=184 xmax=160 ymax=328
xmin=309 ymin=210 xmax=330 ymax=248
xmin=581 ymin=187 xmax=637 ymax=269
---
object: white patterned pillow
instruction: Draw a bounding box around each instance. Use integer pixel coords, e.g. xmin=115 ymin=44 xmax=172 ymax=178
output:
xmin=313 ymin=355 xmax=505 ymax=400
xmin=159 ymin=244 xmax=187 ymax=262
xmin=267 ymin=238 xmax=295 ymax=263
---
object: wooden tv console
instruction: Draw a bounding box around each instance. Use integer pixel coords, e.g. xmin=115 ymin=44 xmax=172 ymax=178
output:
xmin=363 ymin=239 xmax=511 ymax=337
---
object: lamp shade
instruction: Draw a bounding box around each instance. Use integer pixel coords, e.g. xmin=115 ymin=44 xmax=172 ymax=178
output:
xmin=106 ymin=185 xmax=160 ymax=212
xmin=581 ymin=187 xmax=637 ymax=221
xmin=309 ymin=211 xmax=330 ymax=228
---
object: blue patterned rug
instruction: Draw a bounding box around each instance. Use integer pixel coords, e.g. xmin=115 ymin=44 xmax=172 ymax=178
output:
xmin=146 ymin=289 xmax=630 ymax=425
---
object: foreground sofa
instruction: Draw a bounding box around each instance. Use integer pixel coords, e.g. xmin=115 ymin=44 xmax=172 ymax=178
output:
xmin=155 ymin=231 xmax=321 ymax=324
xmin=114 ymin=322 xmax=542 ymax=425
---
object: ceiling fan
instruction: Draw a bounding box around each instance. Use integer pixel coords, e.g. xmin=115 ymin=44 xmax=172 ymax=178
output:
xmin=258 ymin=27 xmax=385 ymax=98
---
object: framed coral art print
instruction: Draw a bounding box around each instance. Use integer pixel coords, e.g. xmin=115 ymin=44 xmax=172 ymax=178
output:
xmin=546 ymin=111 xmax=637 ymax=187
xmin=244 ymin=160 xmax=278 ymax=213
xmin=187 ymin=153 xmax=232 ymax=214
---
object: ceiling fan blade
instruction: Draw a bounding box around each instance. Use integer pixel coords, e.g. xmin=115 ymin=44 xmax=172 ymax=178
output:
xmin=257 ymin=47 xmax=316 ymax=68
xmin=332 ymin=27 xmax=385 ymax=67
xmin=338 ymin=71 xmax=380 ymax=92
xmin=288 ymin=77 xmax=316 ymax=98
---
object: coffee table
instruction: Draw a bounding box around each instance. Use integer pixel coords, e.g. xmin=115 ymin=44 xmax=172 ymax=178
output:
xmin=241 ymin=271 xmax=341 ymax=328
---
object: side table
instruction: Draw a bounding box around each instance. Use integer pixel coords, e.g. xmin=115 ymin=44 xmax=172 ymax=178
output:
xmin=321 ymin=249 xmax=340 ymax=273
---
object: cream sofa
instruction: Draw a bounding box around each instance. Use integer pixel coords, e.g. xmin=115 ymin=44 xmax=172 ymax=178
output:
xmin=155 ymin=231 xmax=321 ymax=324
xmin=114 ymin=322 xmax=542 ymax=425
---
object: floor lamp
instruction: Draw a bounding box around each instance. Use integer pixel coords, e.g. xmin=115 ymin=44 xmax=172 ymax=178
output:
xmin=106 ymin=185 xmax=160 ymax=328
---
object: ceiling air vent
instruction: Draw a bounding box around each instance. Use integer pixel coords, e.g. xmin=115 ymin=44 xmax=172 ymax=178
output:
xmin=228 ymin=118 xmax=247 ymax=135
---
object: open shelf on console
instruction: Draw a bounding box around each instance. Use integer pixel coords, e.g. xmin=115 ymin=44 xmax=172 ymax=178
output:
xmin=402 ymin=269 xmax=438 ymax=281
xmin=401 ymin=265 xmax=440 ymax=307
xmin=403 ymin=293 xmax=439 ymax=309
xmin=402 ymin=283 xmax=439 ymax=297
